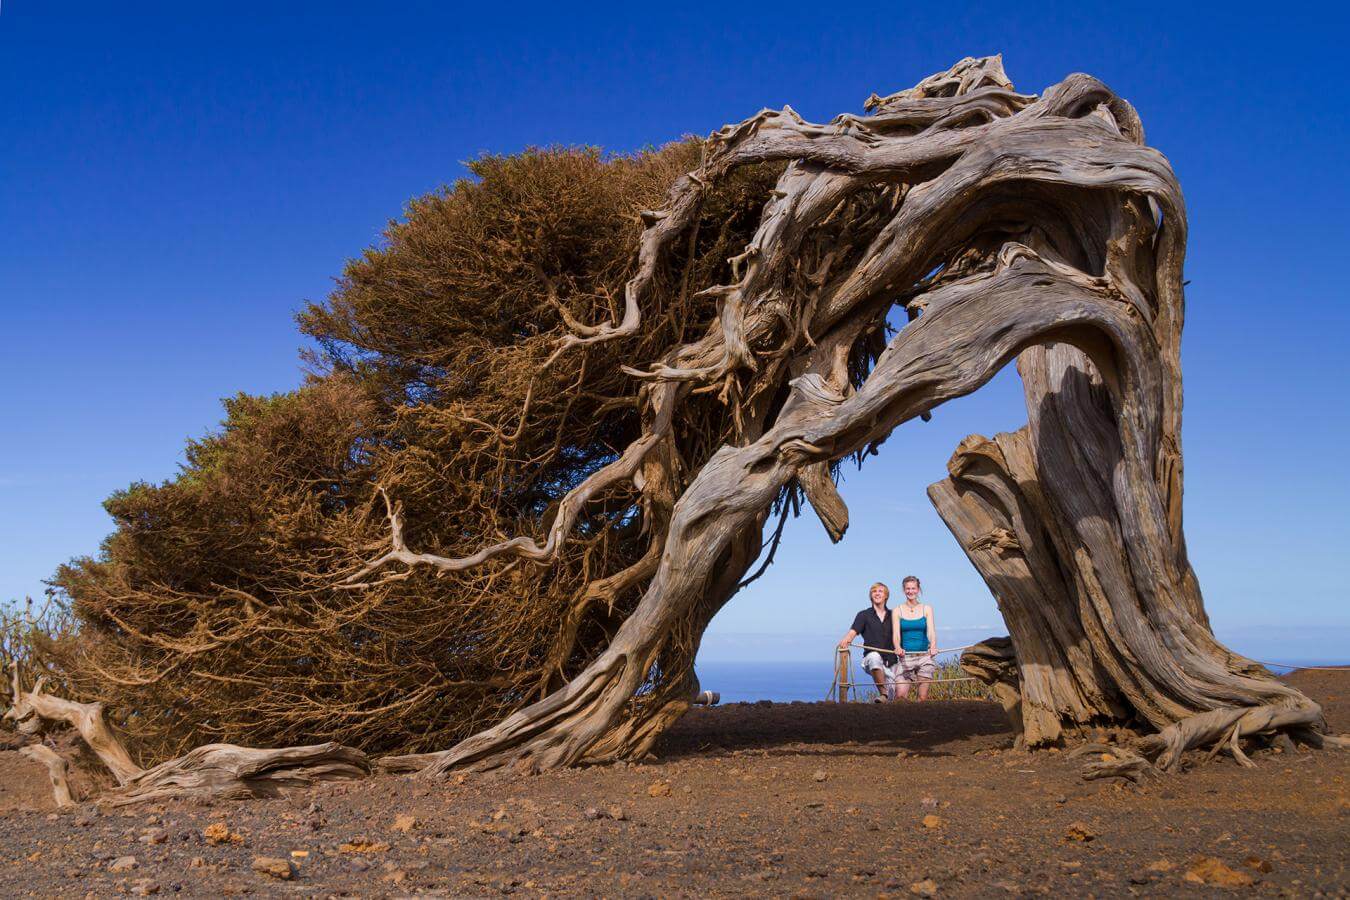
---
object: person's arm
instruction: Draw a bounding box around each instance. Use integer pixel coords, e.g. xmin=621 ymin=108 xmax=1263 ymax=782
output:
xmin=891 ymin=614 xmax=904 ymax=658
xmin=926 ymin=605 xmax=937 ymax=653
xmin=838 ymin=628 xmax=859 ymax=649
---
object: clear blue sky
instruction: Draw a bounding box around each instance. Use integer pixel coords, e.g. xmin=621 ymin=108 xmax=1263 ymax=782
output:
xmin=2 ymin=3 xmax=1347 ymax=665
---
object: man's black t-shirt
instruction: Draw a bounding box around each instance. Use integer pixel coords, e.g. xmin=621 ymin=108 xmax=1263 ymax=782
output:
xmin=850 ymin=607 xmax=897 ymax=666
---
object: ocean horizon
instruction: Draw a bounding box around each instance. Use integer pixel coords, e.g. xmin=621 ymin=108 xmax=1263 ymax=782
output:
xmin=694 ymin=657 xmax=1348 ymax=704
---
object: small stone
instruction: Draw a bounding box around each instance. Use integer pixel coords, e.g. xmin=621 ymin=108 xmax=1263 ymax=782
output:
xmin=812 ymin=769 xmax=829 ymax=782
xmin=582 ymin=807 xmax=605 ymax=820
xmin=189 ymin=857 xmax=206 ymax=869
xmin=1064 ymin=821 xmax=1097 ymax=842
xmin=1184 ymin=856 xmax=1254 ymax=887
xmin=1146 ymin=859 xmax=1174 ymax=872
xmin=46 ymin=813 xmax=60 ymax=821
xmin=109 ymin=856 xmax=138 ymax=873
xmin=921 ymin=814 xmax=942 ymax=829
xmin=348 ymin=857 xmax=372 ymax=872
xmin=391 ymin=814 xmax=417 ymax=833
xmin=339 ymin=837 xmax=391 ymax=853
xmin=607 ymin=805 xmax=627 ymax=821
xmin=138 ymin=828 xmax=168 ymax=845
xmin=130 ymin=879 xmax=160 ymax=896
xmin=251 ymin=856 xmax=295 ymax=880
xmin=1243 ymin=855 xmax=1274 ymax=874
xmin=910 ymin=878 xmax=938 ymax=897
xmin=647 ymin=780 xmax=672 ymax=798
xmin=203 ymin=822 xmax=243 ymax=845
xmin=920 ymin=796 xmax=939 ymax=808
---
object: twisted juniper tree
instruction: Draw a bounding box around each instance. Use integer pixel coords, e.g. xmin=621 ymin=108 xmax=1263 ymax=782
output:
xmin=355 ymin=56 xmax=1335 ymax=775
xmin=19 ymin=57 xmax=1340 ymax=794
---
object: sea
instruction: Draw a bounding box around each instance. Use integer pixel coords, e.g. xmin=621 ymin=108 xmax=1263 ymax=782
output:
xmin=693 ymin=657 xmax=1347 ymax=705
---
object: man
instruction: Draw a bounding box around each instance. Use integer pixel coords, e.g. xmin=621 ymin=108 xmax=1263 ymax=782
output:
xmin=837 ymin=582 xmax=897 ymax=701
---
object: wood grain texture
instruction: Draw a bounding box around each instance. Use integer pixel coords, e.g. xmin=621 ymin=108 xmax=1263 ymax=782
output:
xmin=347 ymin=56 xmax=1333 ymax=774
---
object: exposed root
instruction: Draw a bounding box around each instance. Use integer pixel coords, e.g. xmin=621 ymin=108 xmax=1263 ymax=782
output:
xmin=37 ymin=56 xmax=1332 ymax=781
xmin=6 ymin=662 xmax=369 ymax=806
xmin=1078 ymin=745 xmax=1160 ymax=784
xmin=107 ymin=742 xmax=370 ymax=806
xmin=19 ymin=744 xmax=75 ymax=808
xmin=5 ymin=662 xmax=141 ymax=784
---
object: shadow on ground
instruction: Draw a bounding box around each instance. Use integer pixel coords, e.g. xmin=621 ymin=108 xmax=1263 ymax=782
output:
xmin=655 ymin=698 xmax=1011 ymax=760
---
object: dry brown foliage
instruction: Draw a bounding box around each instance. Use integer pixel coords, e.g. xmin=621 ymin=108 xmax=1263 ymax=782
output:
xmin=33 ymin=58 xmax=1336 ymax=777
xmin=40 ymin=142 xmax=786 ymax=760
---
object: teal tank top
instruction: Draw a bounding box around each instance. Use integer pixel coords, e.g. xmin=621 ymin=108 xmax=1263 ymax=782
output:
xmin=899 ymin=615 xmax=929 ymax=652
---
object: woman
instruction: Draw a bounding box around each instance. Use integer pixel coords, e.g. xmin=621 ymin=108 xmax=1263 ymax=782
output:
xmin=891 ymin=575 xmax=937 ymax=701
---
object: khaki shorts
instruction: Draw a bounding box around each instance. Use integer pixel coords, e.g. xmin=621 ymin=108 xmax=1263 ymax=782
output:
xmin=895 ymin=652 xmax=936 ymax=682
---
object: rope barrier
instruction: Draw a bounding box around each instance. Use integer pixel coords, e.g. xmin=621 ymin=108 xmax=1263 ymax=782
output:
xmin=1253 ymin=660 xmax=1349 ymax=672
xmin=823 ymin=639 xmax=1347 ymax=703
xmin=828 ymin=642 xmax=985 ymax=701
xmin=842 ymin=641 xmax=974 ymax=657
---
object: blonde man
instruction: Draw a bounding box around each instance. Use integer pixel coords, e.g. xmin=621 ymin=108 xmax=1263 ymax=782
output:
xmin=837 ymin=582 xmax=898 ymax=700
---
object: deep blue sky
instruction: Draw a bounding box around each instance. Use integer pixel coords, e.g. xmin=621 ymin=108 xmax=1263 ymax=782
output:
xmin=2 ymin=3 xmax=1347 ymax=665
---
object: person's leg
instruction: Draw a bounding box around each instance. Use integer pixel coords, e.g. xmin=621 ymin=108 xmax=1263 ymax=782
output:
xmin=916 ymin=656 xmax=934 ymax=701
xmin=861 ymin=652 xmax=887 ymax=701
xmin=894 ymin=656 xmax=913 ymax=700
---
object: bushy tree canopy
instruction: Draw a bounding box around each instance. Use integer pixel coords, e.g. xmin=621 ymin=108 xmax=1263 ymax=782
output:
xmin=46 ymin=142 xmax=783 ymax=758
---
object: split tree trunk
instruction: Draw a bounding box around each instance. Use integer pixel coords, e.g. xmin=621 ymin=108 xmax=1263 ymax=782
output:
xmin=20 ymin=58 xmax=1335 ymax=787
xmin=930 ymin=340 xmax=1324 ymax=766
xmin=347 ymin=57 xmax=1336 ymax=776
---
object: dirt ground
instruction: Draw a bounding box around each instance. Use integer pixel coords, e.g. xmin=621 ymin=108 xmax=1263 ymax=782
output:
xmin=1 ymin=670 xmax=1345 ymax=898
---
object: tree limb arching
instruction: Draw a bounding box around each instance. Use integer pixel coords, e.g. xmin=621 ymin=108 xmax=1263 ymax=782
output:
xmin=347 ymin=56 xmax=1339 ymax=777
xmin=27 ymin=57 xmax=1342 ymax=790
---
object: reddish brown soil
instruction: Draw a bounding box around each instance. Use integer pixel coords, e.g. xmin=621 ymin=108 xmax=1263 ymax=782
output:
xmin=0 ymin=671 xmax=1345 ymax=897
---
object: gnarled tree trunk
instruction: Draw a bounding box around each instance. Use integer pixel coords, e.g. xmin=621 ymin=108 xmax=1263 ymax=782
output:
xmin=353 ymin=57 xmax=1336 ymax=775
xmin=20 ymin=57 xmax=1338 ymax=787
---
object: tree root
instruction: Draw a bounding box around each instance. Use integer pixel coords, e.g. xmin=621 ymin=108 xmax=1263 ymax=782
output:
xmin=105 ymin=742 xmax=370 ymax=806
xmin=1066 ymin=701 xmax=1348 ymax=782
xmin=5 ymin=663 xmax=369 ymax=806
xmin=19 ymin=743 xmax=75 ymax=808
xmin=1073 ymin=744 xmax=1160 ymax=784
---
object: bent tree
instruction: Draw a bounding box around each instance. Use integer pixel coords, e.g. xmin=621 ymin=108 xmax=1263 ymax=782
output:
xmin=355 ymin=57 xmax=1336 ymax=776
xmin=17 ymin=58 xmax=1341 ymax=795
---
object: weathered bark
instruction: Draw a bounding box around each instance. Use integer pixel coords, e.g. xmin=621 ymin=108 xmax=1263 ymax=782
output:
xmin=108 ymin=742 xmax=371 ymax=806
xmin=26 ymin=57 xmax=1338 ymax=784
xmin=931 ymin=338 xmax=1330 ymax=768
xmin=19 ymin=744 xmax=75 ymax=808
xmin=6 ymin=664 xmax=140 ymax=784
xmin=4 ymin=663 xmax=369 ymax=805
xmin=931 ymin=433 xmax=1127 ymax=746
xmin=339 ymin=56 xmax=1339 ymax=775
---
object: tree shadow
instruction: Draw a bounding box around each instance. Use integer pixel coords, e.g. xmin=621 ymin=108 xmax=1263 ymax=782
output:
xmin=654 ymin=699 xmax=1012 ymax=761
